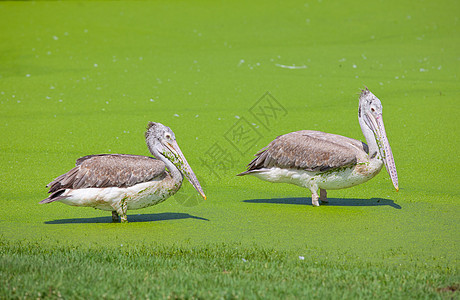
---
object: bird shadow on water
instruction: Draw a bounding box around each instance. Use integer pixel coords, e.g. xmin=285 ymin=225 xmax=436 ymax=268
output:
xmin=244 ymin=197 xmax=402 ymax=209
xmin=45 ymin=212 xmax=209 ymax=224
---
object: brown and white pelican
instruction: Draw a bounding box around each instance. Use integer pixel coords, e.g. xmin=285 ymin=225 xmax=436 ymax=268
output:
xmin=238 ymin=88 xmax=398 ymax=206
xmin=40 ymin=122 xmax=206 ymax=222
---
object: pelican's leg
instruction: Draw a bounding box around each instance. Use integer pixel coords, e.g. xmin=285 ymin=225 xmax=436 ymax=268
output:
xmin=320 ymin=189 xmax=328 ymax=203
xmin=311 ymin=190 xmax=320 ymax=207
xmin=112 ymin=197 xmax=129 ymax=223
xmin=112 ymin=211 xmax=119 ymax=223
xmin=307 ymin=184 xmax=321 ymax=207
xmin=119 ymin=197 xmax=128 ymax=223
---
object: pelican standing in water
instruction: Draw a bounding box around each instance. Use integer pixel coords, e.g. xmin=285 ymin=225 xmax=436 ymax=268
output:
xmin=238 ymin=88 xmax=398 ymax=206
xmin=41 ymin=122 xmax=206 ymax=222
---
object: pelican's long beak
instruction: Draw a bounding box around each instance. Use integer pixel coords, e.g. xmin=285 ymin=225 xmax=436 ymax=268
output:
xmin=365 ymin=112 xmax=399 ymax=191
xmin=164 ymin=140 xmax=207 ymax=200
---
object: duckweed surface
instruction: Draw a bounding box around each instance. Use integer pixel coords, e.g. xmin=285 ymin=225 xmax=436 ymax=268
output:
xmin=1 ymin=0 xmax=458 ymax=298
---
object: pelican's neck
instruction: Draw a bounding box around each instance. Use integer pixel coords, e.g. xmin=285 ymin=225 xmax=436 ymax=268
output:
xmin=148 ymin=142 xmax=184 ymax=186
xmin=162 ymin=156 xmax=184 ymax=184
xmin=359 ymin=113 xmax=380 ymax=160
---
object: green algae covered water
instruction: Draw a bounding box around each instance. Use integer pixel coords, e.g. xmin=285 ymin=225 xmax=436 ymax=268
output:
xmin=0 ymin=0 xmax=458 ymax=297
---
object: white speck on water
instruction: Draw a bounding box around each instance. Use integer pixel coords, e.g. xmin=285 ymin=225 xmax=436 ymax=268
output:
xmin=395 ymin=76 xmax=399 ymax=79
xmin=242 ymin=258 xmax=247 ymax=262
xmin=47 ymin=51 xmax=52 ymax=55
xmin=370 ymin=35 xmax=375 ymax=39
xmin=59 ymin=99 xmax=63 ymax=102
xmin=94 ymin=63 xmax=98 ymax=67
xmin=275 ymin=64 xmax=307 ymax=69
xmin=195 ymin=114 xmax=199 ymax=118
xmin=235 ymin=115 xmax=240 ymax=119
xmin=64 ymin=32 xmax=69 ymax=36
xmin=116 ymin=137 xmax=119 ymax=139
xmin=188 ymin=92 xmax=192 ymax=95
xmin=355 ymin=75 xmax=359 ymax=78
xmin=352 ymin=64 xmax=357 ymax=68
xmin=50 ymin=86 xmax=55 ymax=89
xmin=420 ymin=68 xmax=427 ymax=72
xmin=120 ymin=244 xmax=123 ymax=247
xmin=218 ymin=117 xmax=221 ymax=120
xmin=150 ymin=98 xmax=155 ymax=102
xmin=53 ymin=35 xmax=58 ymax=40
xmin=105 ymin=101 xmax=109 ymax=104
xmin=84 ymin=29 xmax=88 ymax=33
xmin=26 ymin=74 xmax=31 ymax=77
xmin=238 ymin=59 xmax=245 ymax=67
xmin=196 ymin=137 xmax=198 ymax=140
xmin=437 ymin=65 xmax=442 ymax=70
xmin=361 ymin=54 xmax=367 ymax=60
xmin=379 ymin=82 xmax=384 ymax=85
xmin=174 ymin=114 xmax=180 ymax=117
xmin=299 ymin=256 xmax=305 ymax=260
xmin=17 ymin=100 xmax=20 ymax=103
xmin=338 ymin=58 xmax=346 ymax=62
xmin=256 ymin=62 xmax=260 ymax=66
xmin=12 ymin=95 xmax=15 ymax=98
xmin=139 ymin=56 xmax=143 ymax=60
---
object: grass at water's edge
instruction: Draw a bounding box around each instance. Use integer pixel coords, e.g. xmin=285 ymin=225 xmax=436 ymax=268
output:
xmin=0 ymin=239 xmax=458 ymax=299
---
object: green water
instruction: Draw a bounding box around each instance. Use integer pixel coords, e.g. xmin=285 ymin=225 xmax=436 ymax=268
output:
xmin=0 ymin=0 xmax=458 ymax=267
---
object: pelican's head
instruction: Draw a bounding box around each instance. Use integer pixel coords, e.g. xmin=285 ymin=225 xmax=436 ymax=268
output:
xmin=145 ymin=122 xmax=206 ymax=200
xmin=359 ymin=88 xmax=399 ymax=191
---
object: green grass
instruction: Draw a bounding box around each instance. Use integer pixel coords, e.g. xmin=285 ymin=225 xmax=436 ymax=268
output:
xmin=0 ymin=0 xmax=459 ymax=298
xmin=1 ymin=239 xmax=457 ymax=299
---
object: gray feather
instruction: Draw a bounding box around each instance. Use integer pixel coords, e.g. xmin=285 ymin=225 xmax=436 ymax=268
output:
xmin=240 ymin=130 xmax=368 ymax=174
xmin=45 ymin=154 xmax=166 ymax=199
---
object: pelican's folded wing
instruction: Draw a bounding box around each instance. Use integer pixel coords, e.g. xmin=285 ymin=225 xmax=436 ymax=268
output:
xmin=46 ymin=154 xmax=166 ymax=193
xmin=245 ymin=130 xmax=367 ymax=172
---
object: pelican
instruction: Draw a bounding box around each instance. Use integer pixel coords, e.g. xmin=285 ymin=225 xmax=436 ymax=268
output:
xmin=237 ymin=88 xmax=398 ymax=206
xmin=40 ymin=122 xmax=206 ymax=222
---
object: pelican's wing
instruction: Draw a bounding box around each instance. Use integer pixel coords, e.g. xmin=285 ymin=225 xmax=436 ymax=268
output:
xmin=240 ymin=130 xmax=368 ymax=174
xmin=45 ymin=154 xmax=166 ymax=194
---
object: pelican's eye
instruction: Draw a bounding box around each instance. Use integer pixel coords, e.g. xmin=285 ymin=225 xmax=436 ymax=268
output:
xmin=165 ymin=133 xmax=172 ymax=140
xmin=371 ymin=107 xmax=375 ymax=112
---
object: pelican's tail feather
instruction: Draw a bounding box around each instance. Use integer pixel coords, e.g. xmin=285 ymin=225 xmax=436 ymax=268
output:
xmin=39 ymin=190 xmax=68 ymax=204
